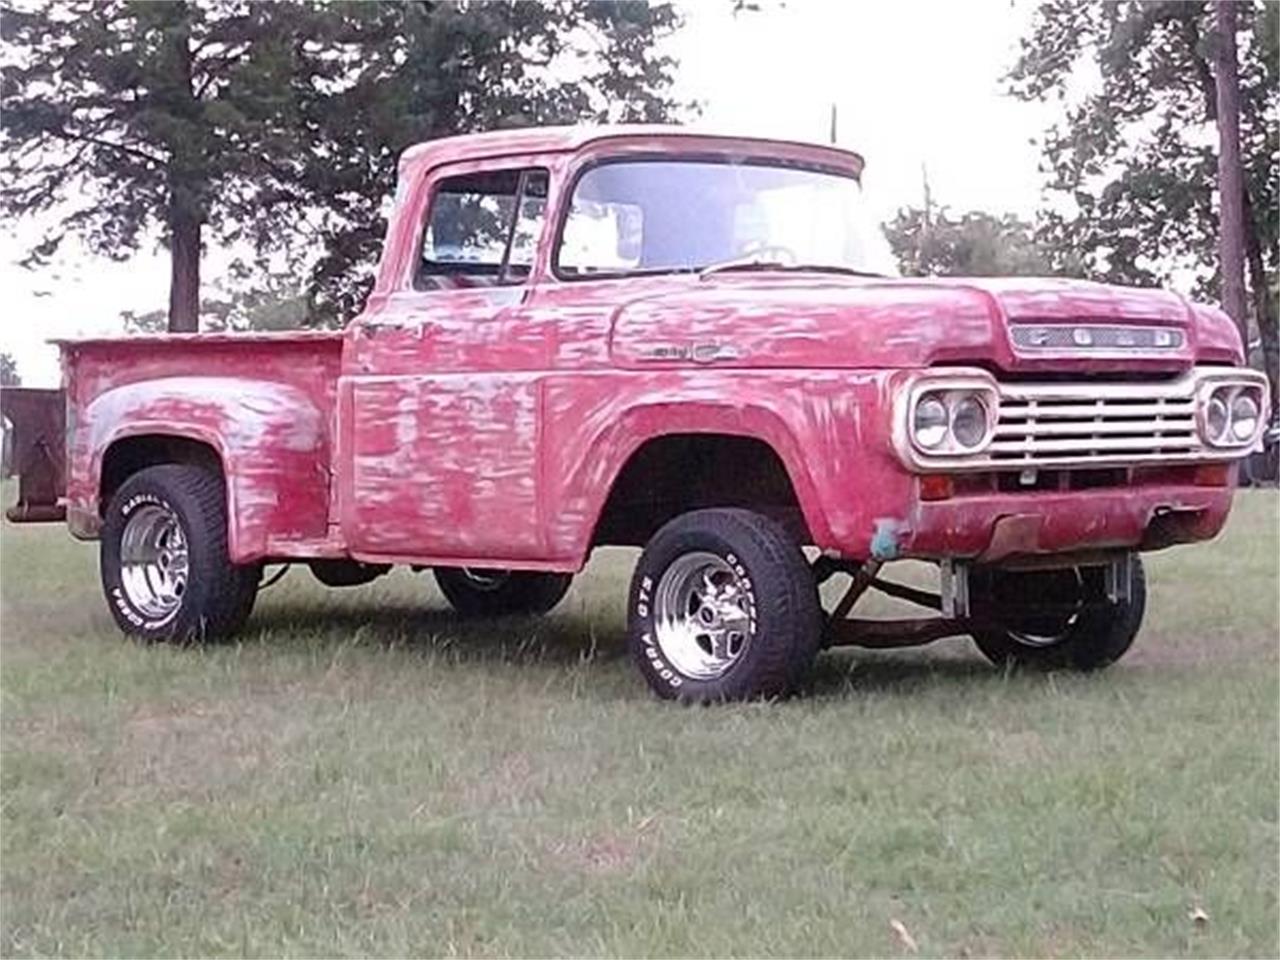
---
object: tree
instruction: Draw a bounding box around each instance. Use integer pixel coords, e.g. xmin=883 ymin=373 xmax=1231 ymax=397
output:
xmin=1214 ymin=0 xmax=1247 ymax=341
xmin=2 ymin=1 xmax=686 ymax=331
xmin=121 ymin=271 xmax=308 ymax=333
xmin=0 ymin=352 xmax=20 ymax=387
xmin=292 ymin=1 xmax=685 ymax=324
xmin=1 ymin=1 xmax=343 ymax=331
xmin=1008 ymin=0 xmax=1279 ymax=408
xmin=882 ymin=206 xmax=1054 ymax=278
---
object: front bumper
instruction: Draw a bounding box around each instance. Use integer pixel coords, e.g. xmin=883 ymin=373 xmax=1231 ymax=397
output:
xmin=897 ymin=482 xmax=1232 ymax=564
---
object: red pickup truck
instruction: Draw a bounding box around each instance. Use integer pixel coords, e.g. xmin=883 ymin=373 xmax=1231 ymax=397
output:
xmin=3 ymin=126 xmax=1268 ymax=701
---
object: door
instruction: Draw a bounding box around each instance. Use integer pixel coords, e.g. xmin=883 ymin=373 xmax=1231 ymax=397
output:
xmin=343 ymin=164 xmax=553 ymax=562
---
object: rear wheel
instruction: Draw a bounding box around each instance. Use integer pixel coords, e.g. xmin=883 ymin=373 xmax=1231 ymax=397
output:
xmin=433 ymin=567 xmax=572 ymax=617
xmin=969 ymin=557 xmax=1146 ymax=671
xmin=628 ymin=508 xmax=821 ymax=702
xmin=101 ymin=464 xmax=259 ymax=643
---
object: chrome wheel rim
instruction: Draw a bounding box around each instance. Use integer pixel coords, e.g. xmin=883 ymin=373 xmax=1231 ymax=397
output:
xmin=460 ymin=568 xmax=509 ymax=591
xmin=652 ymin=552 xmax=751 ymax=680
xmin=1008 ymin=621 xmax=1078 ymax=648
xmin=1007 ymin=569 xmax=1084 ymax=648
xmin=119 ymin=503 xmax=188 ymax=621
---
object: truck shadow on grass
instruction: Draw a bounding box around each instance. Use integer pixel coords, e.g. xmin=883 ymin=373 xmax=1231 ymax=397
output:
xmin=241 ymin=600 xmax=1005 ymax=699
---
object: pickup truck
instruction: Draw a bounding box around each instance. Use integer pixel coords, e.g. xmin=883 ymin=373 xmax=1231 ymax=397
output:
xmin=2 ymin=126 xmax=1268 ymax=702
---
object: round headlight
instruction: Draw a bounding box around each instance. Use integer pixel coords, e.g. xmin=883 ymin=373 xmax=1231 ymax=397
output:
xmin=1205 ymin=393 xmax=1230 ymax=443
xmin=1230 ymin=392 xmax=1260 ymax=442
xmin=913 ymin=396 xmax=949 ymax=449
xmin=951 ymin=395 xmax=989 ymax=448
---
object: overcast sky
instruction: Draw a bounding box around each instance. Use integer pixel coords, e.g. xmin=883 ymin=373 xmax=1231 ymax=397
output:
xmin=0 ymin=0 xmax=1054 ymax=386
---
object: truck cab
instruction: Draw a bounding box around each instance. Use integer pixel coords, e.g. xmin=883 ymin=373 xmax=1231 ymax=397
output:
xmin=4 ymin=126 xmax=1268 ymax=701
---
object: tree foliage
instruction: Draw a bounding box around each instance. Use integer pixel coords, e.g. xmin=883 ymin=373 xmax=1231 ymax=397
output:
xmin=0 ymin=352 xmax=20 ymax=387
xmin=1 ymin=1 xmax=342 ymax=329
xmin=121 ymin=272 xmax=308 ymax=333
xmin=295 ymin=1 xmax=684 ymax=324
xmin=883 ymin=207 xmax=1053 ymax=278
xmin=1008 ymin=0 xmax=1278 ymax=398
xmin=1 ymin=1 xmax=685 ymax=330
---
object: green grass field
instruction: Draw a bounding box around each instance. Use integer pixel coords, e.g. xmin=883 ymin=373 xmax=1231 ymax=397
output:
xmin=2 ymin=493 xmax=1277 ymax=957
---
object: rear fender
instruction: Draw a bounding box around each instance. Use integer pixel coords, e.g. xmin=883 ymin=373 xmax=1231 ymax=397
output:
xmin=75 ymin=377 xmax=331 ymax=561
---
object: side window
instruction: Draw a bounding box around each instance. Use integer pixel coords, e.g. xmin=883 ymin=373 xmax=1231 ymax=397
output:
xmin=417 ymin=168 xmax=548 ymax=290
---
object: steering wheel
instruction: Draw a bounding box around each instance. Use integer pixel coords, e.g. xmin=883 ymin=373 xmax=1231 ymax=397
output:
xmin=740 ymin=243 xmax=798 ymax=265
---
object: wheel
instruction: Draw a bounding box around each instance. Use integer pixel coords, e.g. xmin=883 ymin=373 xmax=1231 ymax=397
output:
xmin=969 ymin=557 xmax=1146 ymax=671
xmin=628 ymin=508 xmax=821 ymax=702
xmin=433 ymin=567 xmax=572 ymax=617
xmin=100 ymin=464 xmax=260 ymax=643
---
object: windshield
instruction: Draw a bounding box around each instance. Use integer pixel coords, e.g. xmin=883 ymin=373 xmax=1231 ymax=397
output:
xmin=555 ymin=158 xmax=896 ymax=279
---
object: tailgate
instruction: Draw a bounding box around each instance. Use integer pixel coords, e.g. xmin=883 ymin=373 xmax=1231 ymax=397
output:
xmin=1 ymin=387 xmax=66 ymax=522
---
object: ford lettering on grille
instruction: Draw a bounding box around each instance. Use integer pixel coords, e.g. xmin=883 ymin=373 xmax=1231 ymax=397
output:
xmin=1010 ymin=324 xmax=1184 ymax=352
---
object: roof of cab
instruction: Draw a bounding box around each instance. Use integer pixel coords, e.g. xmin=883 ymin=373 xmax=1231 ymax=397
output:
xmin=398 ymin=124 xmax=864 ymax=175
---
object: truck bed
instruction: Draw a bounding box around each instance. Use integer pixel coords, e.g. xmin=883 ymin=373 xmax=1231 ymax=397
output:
xmin=7 ymin=331 xmax=345 ymax=561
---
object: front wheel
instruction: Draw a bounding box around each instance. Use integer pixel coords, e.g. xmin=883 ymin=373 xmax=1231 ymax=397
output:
xmin=101 ymin=464 xmax=260 ymax=643
xmin=628 ymin=508 xmax=821 ymax=702
xmin=433 ymin=567 xmax=572 ymax=617
xmin=969 ymin=558 xmax=1146 ymax=671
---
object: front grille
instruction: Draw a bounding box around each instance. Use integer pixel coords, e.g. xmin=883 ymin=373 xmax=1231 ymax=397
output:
xmin=897 ymin=366 xmax=1267 ymax=473
xmin=991 ymin=384 xmax=1199 ymax=466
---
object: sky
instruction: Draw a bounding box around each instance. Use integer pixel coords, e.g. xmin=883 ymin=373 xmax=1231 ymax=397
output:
xmin=0 ymin=0 xmax=1055 ymax=387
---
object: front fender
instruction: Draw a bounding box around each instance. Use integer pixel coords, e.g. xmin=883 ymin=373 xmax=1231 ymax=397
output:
xmin=541 ymin=370 xmax=893 ymax=563
xmin=74 ymin=377 xmax=331 ymax=561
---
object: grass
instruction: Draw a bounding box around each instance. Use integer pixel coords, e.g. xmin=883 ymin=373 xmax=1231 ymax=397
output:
xmin=1 ymin=492 xmax=1277 ymax=958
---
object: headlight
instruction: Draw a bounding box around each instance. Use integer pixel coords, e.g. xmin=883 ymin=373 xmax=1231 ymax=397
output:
xmin=1205 ymin=394 xmax=1230 ymax=444
xmin=1230 ymin=393 xmax=1259 ymax=442
xmin=907 ymin=385 xmax=997 ymax=455
xmin=1199 ymin=382 xmax=1265 ymax=447
xmin=951 ymin=396 xmax=989 ymax=448
xmin=913 ymin=397 xmax=949 ymax=448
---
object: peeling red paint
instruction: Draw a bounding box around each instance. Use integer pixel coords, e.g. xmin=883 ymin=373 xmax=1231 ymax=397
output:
xmin=46 ymin=128 xmax=1259 ymax=572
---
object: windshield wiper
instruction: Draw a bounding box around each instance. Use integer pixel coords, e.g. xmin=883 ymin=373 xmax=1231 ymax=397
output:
xmin=787 ymin=263 xmax=886 ymax=278
xmin=698 ymin=257 xmax=885 ymax=281
xmin=697 ymin=253 xmax=791 ymax=279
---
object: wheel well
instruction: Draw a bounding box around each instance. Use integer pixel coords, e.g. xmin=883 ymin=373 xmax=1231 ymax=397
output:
xmin=99 ymin=435 xmax=223 ymax=514
xmin=591 ymin=433 xmax=811 ymax=547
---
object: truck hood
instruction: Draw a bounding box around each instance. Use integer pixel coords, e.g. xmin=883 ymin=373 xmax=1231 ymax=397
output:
xmin=608 ymin=274 xmax=1243 ymax=373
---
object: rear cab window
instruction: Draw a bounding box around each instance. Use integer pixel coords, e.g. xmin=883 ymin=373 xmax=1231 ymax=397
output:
xmin=417 ymin=168 xmax=549 ymax=290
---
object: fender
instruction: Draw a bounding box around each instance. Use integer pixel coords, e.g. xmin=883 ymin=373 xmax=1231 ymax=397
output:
xmin=543 ymin=382 xmax=841 ymax=565
xmin=74 ymin=377 xmax=331 ymax=562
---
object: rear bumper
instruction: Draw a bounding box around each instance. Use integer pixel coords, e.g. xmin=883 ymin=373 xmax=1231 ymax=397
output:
xmin=897 ymin=483 xmax=1232 ymax=564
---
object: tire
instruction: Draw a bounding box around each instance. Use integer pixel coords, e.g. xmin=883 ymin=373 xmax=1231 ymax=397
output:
xmin=969 ymin=557 xmax=1146 ymax=671
xmin=100 ymin=464 xmax=260 ymax=643
xmin=433 ymin=567 xmax=572 ymax=617
xmin=309 ymin=559 xmax=391 ymax=588
xmin=628 ymin=508 xmax=821 ymax=702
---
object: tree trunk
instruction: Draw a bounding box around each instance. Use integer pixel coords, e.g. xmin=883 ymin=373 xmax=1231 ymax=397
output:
xmin=1214 ymin=0 xmax=1248 ymax=347
xmin=1243 ymin=188 xmax=1279 ymax=416
xmin=163 ymin=4 xmax=201 ymax=334
xmin=167 ymin=207 xmax=201 ymax=333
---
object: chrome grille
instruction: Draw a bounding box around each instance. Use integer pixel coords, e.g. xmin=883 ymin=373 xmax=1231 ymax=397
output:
xmin=895 ymin=367 xmax=1268 ymax=472
xmin=991 ymin=386 xmax=1199 ymax=466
